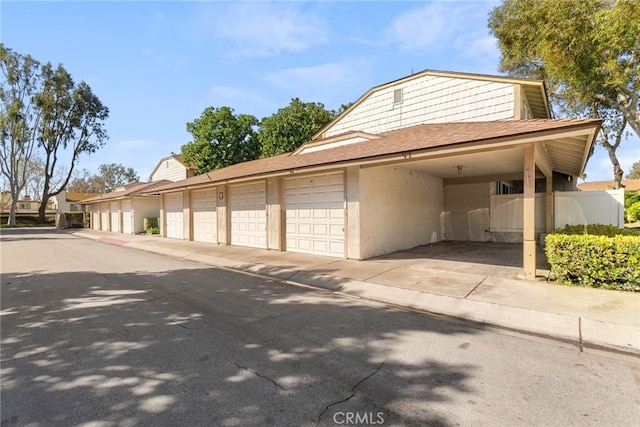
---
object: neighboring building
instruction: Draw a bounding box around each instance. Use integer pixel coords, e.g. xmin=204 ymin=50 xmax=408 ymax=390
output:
xmin=52 ymin=190 xmax=99 ymax=213
xmin=0 ymin=191 xmax=56 ymax=214
xmin=578 ymin=179 xmax=640 ymax=192
xmin=149 ymin=154 xmax=196 ymax=182
xmin=80 ymin=181 xmax=170 ymax=234
xmin=138 ymin=70 xmax=602 ymax=280
xmin=80 ymin=155 xmax=192 ymax=234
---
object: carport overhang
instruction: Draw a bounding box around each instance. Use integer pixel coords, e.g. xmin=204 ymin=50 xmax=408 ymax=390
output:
xmin=363 ymin=123 xmax=601 ymax=280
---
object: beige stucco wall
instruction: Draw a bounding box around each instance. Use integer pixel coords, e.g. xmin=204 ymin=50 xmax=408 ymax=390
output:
xmin=442 ymin=183 xmax=492 ymax=241
xmin=266 ymin=177 xmax=282 ymax=251
xmin=346 ymin=166 xmax=361 ymax=259
xmin=216 ymin=185 xmax=229 ymax=245
xmin=359 ymin=165 xmax=443 ymax=259
xmin=133 ymin=197 xmax=160 ymax=234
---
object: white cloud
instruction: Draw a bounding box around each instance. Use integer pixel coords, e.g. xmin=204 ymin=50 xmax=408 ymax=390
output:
xmin=385 ymin=3 xmax=452 ymax=51
xmin=208 ymin=86 xmax=276 ymax=116
xmin=264 ymin=62 xmax=359 ymax=89
xmin=262 ymin=61 xmax=368 ymax=108
xmin=197 ymin=2 xmax=328 ymax=58
xmin=385 ymin=2 xmax=499 ymax=55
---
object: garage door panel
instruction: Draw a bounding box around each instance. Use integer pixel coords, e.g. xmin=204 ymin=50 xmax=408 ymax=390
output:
xmin=285 ymin=172 xmax=344 ymax=258
xmin=192 ymin=189 xmax=217 ymax=243
xmin=230 ymin=182 xmax=266 ymax=249
xmin=122 ymin=200 xmax=132 ymax=234
xmin=165 ymin=193 xmax=184 ymax=239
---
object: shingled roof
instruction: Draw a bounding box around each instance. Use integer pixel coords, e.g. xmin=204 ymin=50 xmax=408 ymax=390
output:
xmin=145 ymin=119 xmax=601 ymax=194
xmin=80 ymin=180 xmax=172 ymax=203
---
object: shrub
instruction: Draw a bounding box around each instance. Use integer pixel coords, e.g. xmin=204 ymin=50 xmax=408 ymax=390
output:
xmin=64 ymin=212 xmax=85 ymax=228
xmin=625 ymin=191 xmax=640 ymax=209
xmin=144 ymin=217 xmax=159 ymax=234
xmin=626 ymin=201 xmax=640 ymax=223
xmin=545 ymin=234 xmax=640 ymax=291
xmin=554 ymin=224 xmax=640 ymax=237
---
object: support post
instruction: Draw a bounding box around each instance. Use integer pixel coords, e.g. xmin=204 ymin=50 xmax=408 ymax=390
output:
xmin=523 ymin=144 xmax=536 ymax=280
xmin=545 ymin=175 xmax=553 ymax=234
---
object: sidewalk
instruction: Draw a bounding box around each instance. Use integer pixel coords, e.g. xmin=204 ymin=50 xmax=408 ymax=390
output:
xmin=71 ymin=229 xmax=640 ymax=356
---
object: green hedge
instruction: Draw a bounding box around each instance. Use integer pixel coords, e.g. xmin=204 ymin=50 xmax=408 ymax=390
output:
xmin=545 ymin=234 xmax=640 ymax=292
xmin=554 ymin=224 xmax=640 ymax=237
xmin=626 ymin=191 xmax=640 ymax=222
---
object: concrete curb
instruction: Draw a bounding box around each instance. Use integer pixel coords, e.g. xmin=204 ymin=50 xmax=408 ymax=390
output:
xmin=73 ymin=230 xmax=639 ymax=356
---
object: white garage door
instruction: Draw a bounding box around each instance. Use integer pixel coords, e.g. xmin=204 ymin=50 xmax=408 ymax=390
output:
xmin=100 ymin=203 xmax=109 ymax=232
xmin=285 ymin=172 xmax=344 ymax=257
xmin=192 ymin=189 xmax=217 ymax=243
xmin=165 ymin=193 xmax=184 ymax=239
xmin=230 ymin=182 xmax=266 ymax=248
xmin=121 ymin=200 xmax=132 ymax=234
xmin=91 ymin=205 xmax=100 ymax=230
xmin=110 ymin=202 xmax=120 ymax=233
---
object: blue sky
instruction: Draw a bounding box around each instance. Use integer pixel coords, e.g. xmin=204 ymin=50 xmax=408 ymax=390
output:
xmin=2 ymin=0 xmax=638 ymax=183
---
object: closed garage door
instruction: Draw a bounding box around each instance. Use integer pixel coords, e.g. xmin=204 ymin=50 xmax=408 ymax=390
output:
xmin=230 ymin=182 xmax=266 ymax=248
xmin=192 ymin=189 xmax=217 ymax=243
xmin=121 ymin=200 xmax=132 ymax=234
xmin=91 ymin=205 xmax=100 ymax=230
xmin=285 ymin=172 xmax=344 ymax=257
xmin=165 ymin=193 xmax=184 ymax=239
xmin=100 ymin=203 xmax=109 ymax=231
xmin=110 ymin=202 xmax=120 ymax=233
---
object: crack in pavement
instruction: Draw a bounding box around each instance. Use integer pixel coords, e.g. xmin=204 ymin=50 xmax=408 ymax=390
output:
xmin=226 ymin=359 xmax=286 ymax=391
xmin=169 ymin=320 xmax=201 ymax=330
xmin=316 ymin=361 xmax=385 ymax=424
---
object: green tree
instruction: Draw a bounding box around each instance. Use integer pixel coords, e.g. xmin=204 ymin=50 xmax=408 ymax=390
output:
xmin=258 ymin=98 xmax=336 ymax=157
xmin=488 ymin=0 xmax=640 ymax=188
xmin=34 ymin=62 xmax=109 ymax=221
xmin=182 ymin=106 xmax=259 ymax=175
xmin=68 ymin=163 xmax=139 ymax=193
xmin=627 ymin=161 xmax=640 ymax=179
xmin=0 ymin=44 xmax=40 ymax=225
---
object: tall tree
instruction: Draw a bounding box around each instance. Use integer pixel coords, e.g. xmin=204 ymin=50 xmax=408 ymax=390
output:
xmin=0 ymin=44 xmax=40 ymax=224
xmin=68 ymin=163 xmax=139 ymax=193
xmin=627 ymin=161 xmax=640 ymax=180
xmin=34 ymin=62 xmax=109 ymax=221
xmin=488 ymin=0 xmax=640 ymax=188
xmin=258 ymin=98 xmax=336 ymax=157
xmin=182 ymin=106 xmax=259 ymax=174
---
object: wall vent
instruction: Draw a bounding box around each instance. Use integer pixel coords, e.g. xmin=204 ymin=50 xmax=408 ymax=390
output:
xmin=393 ymin=88 xmax=403 ymax=104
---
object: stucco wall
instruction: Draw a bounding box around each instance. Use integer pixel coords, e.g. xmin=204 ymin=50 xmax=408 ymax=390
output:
xmin=359 ymin=165 xmax=443 ymax=259
xmin=266 ymin=177 xmax=282 ymax=250
xmin=442 ymin=183 xmax=491 ymax=241
xmin=133 ymin=197 xmax=160 ymax=234
xmin=325 ymin=76 xmax=515 ymax=137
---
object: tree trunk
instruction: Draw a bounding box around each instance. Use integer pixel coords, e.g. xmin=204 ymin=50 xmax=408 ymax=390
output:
xmin=7 ymin=198 xmax=17 ymax=225
xmin=38 ymin=198 xmax=48 ymax=224
xmin=604 ymin=144 xmax=624 ymax=189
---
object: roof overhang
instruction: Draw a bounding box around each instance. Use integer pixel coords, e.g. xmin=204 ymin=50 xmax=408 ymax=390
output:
xmin=144 ymin=119 xmax=601 ymax=195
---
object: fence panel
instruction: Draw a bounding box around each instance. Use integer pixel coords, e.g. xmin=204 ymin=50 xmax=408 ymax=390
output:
xmin=554 ymin=189 xmax=624 ymax=228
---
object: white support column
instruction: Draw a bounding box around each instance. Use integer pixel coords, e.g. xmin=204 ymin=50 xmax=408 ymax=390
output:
xmin=523 ymin=144 xmax=536 ymax=280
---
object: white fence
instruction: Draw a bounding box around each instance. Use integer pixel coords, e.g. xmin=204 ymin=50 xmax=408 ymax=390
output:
xmin=490 ymin=194 xmax=546 ymax=233
xmin=554 ymin=189 xmax=624 ymax=228
xmin=490 ymin=189 xmax=624 ymax=233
